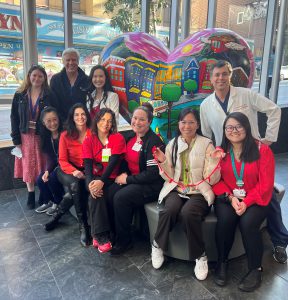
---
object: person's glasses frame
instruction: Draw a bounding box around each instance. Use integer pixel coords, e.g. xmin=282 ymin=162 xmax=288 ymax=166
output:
xmin=224 ymin=124 xmax=244 ymax=133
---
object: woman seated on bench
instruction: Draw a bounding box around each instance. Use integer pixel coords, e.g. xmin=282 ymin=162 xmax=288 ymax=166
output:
xmin=44 ymin=103 xmax=92 ymax=247
xmin=212 ymin=112 xmax=274 ymax=292
xmin=108 ymin=103 xmax=165 ymax=255
xmin=82 ymin=108 xmax=126 ymax=253
xmin=151 ymin=108 xmax=220 ymax=281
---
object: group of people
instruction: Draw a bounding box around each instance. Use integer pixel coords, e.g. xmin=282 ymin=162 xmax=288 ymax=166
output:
xmin=10 ymin=49 xmax=288 ymax=293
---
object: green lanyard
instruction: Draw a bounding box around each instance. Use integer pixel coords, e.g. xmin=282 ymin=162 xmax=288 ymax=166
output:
xmin=230 ymin=148 xmax=245 ymax=187
xmin=181 ymin=152 xmax=190 ymax=186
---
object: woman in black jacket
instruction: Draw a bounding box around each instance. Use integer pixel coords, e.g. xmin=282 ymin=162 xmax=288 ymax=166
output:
xmin=10 ymin=65 xmax=54 ymax=209
xmin=108 ymin=103 xmax=165 ymax=255
xmin=35 ymin=106 xmax=64 ymax=215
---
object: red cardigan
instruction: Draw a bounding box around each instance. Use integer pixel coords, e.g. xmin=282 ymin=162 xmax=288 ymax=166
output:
xmin=213 ymin=143 xmax=274 ymax=207
xmin=59 ymin=129 xmax=91 ymax=174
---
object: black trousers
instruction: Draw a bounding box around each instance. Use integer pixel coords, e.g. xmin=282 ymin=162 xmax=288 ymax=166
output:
xmin=57 ymin=168 xmax=88 ymax=226
xmin=214 ymin=198 xmax=268 ymax=270
xmin=88 ymin=179 xmax=114 ymax=237
xmin=154 ymin=191 xmax=210 ymax=260
xmin=107 ymin=183 xmax=159 ymax=246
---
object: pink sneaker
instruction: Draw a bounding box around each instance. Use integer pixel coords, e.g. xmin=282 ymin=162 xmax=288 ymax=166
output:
xmin=92 ymin=238 xmax=99 ymax=248
xmin=98 ymin=241 xmax=112 ymax=253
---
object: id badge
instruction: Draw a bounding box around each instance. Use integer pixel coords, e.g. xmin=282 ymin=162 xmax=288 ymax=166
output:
xmin=233 ymin=188 xmax=246 ymax=198
xmin=132 ymin=142 xmax=142 ymax=152
xmin=102 ymin=148 xmax=111 ymax=162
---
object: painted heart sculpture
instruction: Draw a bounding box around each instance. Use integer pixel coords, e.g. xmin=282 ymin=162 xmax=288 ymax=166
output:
xmin=100 ymin=28 xmax=254 ymax=114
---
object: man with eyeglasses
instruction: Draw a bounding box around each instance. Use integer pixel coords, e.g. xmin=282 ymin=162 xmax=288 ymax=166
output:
xmin=200 ymin=60 xmax=287 ymax=264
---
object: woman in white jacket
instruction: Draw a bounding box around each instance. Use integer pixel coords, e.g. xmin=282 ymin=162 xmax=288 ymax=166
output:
xmin=151 ymin=108 xmax=220 ymax=281
xmin=86 ymin=65 xmax=119 ymax=124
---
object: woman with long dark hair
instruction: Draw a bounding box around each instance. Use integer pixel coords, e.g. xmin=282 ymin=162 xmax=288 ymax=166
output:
xmin=151 ymin=108 xmax=220 ymax=281
xmin=212 ymin=112 xmax=274 ymax=292
xmin=11 ymin=65 xmax=54 ymax=209
xmin=35 ymin=106 xmax=64 ymax=215
xmin=86 ymin=65 xmax=119 ymax=123
xmin=108 ymin=103 xmax=165 ymax=255
xmin=82 ymin=108 xmax=126 ymax=253
xmin=44 ymin=103 xmax=92 ymax=247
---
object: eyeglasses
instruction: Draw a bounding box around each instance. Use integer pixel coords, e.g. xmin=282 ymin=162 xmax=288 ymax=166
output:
xmin=224 ymin=124 xmax=244 ymax=133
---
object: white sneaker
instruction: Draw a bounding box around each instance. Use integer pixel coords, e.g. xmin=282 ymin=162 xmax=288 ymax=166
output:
xmin=46 ymin=204 xmax=58 ymax=216
xmin=35 ymin=202 xmax=53 ymax=213
xmin=194 ymin=256 xmax=208 ymax=280
xmin=151 ymin=242 xmax=164 ymax=269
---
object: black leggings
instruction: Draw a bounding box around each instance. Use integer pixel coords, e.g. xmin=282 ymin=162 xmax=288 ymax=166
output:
xmin=214 ymin=198 xmax=268 ymax=270
xmin=88 ymin=179 xmax=114 ymax=237
xmin=107 ymin=183 xmax=159 ymax=245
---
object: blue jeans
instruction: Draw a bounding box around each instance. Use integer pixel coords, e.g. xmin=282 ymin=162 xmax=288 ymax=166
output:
xmin=267 ymin=191 xmax=288 ymax=248
xmin=37 ymin=168 xmax=64 ymax=205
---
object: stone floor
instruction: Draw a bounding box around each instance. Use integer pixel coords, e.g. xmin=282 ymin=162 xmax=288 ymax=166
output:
xmin=0 ymin=153 xmax=288 ymax=300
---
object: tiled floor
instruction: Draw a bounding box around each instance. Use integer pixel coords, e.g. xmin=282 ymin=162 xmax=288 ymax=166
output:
xmin=0 ymin=154 xmax=288 ymax=300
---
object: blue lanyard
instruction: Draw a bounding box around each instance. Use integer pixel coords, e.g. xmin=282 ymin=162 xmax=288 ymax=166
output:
xmin=29 ymin=94 xmax=41 ymax=120
xmin=230 ymin=148 xmax=245 ymax=187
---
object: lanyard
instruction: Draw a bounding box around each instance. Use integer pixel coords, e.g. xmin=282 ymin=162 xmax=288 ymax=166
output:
xmin=180 ymin=139 xmax=195 ymax=192
xmin=230 ymin=148 xmax=245 ymax=187
xmin=181 ymin=152 xmax=190 ymax=186
xmin=29 ymin=94 xmax=41 ymax=120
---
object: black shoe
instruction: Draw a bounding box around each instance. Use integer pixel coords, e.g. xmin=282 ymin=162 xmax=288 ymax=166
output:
xmin=27 ymin=191 xmax=35 ymax=209
xmin=79 ymin=225 xmax=91 ymax=247
xmin=110 ymin=242 xmax=133 ymax=256
xmin=238 ymin=268 xmax=262 ymax=292
xmin=44 ymin=210 xmax=63 ymax=231
xmin=273 ymin=246 xmax=287 ymax=264
xmin=214 ymin=262 xmax=228 ymax=286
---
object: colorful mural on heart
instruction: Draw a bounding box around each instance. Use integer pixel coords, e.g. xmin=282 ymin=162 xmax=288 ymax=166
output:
xmin=100 ymin=28 xmax=254 ymax=139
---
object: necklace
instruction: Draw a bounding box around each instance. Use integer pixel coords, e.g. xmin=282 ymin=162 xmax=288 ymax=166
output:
xmin=51 ymin=137 xmax=58 ymax=156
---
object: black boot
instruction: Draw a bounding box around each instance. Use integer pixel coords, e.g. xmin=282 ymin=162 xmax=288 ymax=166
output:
xmin=71 ymin=182 xmax=91 ymax=247
xmin=44 ymin=192 xmax=73 ymax=231
xmin=79 ymin=224 xmax=91 ymax=247
xmin=44 ymin=208 xmax=64 ymax=231
xmin=214 ymin=261 xmax=228 ymax=286
xmin=27 ymin=191 xmax=35 ymax=209
xmin=238 ymin=268 xmax=262 ymax=292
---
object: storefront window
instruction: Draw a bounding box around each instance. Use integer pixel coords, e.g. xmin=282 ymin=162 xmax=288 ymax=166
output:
xmin=72 ymin=0 xmax=130 ymax=75
xmin=216 ymin=0 xmax=268 ymax=90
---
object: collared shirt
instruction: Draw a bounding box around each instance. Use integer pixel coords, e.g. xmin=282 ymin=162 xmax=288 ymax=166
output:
xmin=215 ymin=89 xmax=230 ymax=114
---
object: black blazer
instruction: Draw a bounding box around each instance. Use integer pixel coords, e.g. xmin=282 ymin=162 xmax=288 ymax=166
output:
xmin=10 ymin=89 xmax=53 ymax=145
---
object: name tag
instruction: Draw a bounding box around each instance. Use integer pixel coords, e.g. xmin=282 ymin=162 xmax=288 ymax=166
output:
xmin=132 ymin=142 xmax=142 ymax=152
xmin=233 ymin=188 xmax=246 ymax=198
xmin=102 ymin=148 xmax=111 ymax=162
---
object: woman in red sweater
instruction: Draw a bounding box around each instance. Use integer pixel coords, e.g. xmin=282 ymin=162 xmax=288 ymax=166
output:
xmin=82 ymin=108 xmax=125 ymax=253
xmin=212 ymin=112 xmax=274 ymax=292
xmin=44 ymin=103 xmax=92 ymax=247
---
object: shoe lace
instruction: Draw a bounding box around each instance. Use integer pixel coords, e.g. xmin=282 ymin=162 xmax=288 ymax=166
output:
xmin=152 ymin=245 xmax=163 ymax=258
xmin=196 ymin=258 xmax=207 ymax=271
